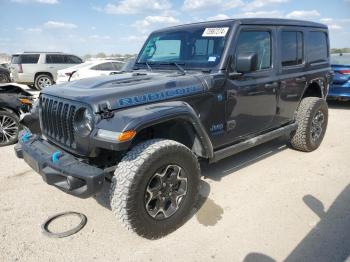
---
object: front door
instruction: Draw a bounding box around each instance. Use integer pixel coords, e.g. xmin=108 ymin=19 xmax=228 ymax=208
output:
xmin=224 ymin=26 xmax=278 ymax=144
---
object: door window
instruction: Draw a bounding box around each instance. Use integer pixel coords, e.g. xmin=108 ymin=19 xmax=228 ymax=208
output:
xmin=281 ymin=31 xmax=303 ymax=67
xmin=20 ymin=54 xmax=40 ymax=64
xmin=91 ymin=62 xmax=114 ymax=71
xmin=236 ymin=31 xmax=271 ymax=71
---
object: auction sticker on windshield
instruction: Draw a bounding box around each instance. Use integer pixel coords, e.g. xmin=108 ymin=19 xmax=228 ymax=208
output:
xmin=202 ymin=27 xmax=229 ymax=37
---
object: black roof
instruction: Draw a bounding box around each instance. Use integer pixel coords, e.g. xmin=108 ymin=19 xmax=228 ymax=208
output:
xmin=154 ymin=18 xmax=327 ymax=33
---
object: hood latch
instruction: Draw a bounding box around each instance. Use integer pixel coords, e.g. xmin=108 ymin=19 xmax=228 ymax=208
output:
xmin=98 ymin=103 xmax=114 ymax=119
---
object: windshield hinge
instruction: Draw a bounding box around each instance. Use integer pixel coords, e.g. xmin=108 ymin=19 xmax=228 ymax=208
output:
xmin=98 ymin=103 xmax=114 ymax=119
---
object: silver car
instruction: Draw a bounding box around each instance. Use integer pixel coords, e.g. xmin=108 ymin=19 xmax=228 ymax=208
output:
xmin=10 ymin=52 xmax=82 ymax=90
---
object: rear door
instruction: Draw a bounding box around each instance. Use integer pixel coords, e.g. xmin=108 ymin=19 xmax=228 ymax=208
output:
xmin=274 ymin=26 xmax=306 ymax=126
xmin=223 ymin=26 xmax=278 ymax=146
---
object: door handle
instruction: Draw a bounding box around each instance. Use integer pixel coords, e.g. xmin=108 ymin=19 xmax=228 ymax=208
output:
xmin=295 ymin=77 xmax=306 ymax=83
xmin=265 ymin=82 xmax=279 ymax=89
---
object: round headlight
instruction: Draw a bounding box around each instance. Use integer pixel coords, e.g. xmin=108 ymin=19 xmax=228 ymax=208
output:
xmin=73 ymin=108 xmax=94 ymax=136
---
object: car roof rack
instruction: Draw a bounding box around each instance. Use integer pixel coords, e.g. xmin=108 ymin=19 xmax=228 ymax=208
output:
xmin=23 ymin=51 xmax=63 ymax=53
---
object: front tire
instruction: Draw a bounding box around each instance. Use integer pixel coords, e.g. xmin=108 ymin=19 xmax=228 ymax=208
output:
xmin=290 ymin=97 xmax=328 ymax=152
xmin=0 ymin=111 xmax=20 ymax=147
xmin=34 ymin=74 xmax=53 ymax=90
xmin=110 ymin=139 xmax=200 ymax=239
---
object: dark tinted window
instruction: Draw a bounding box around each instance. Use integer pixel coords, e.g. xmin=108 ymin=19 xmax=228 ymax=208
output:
xmin=308 ymin=32 xmax=328 ymax=63
xmin=65 ymin=55 xmax=82 ymax=64
xmin=236 ymin=31 xmax=271 ymax=71
xmin=282 ymin=31 xmax=303 ymax=67
xmin=91 ymin=62 xmax=114 ymax=71
xmin=46 ymin=54 xmax=65 ymax=64
xmin=11 ymin=55 xmax=20 ymax=64
xmin=20 ymin=54 xmax=40 ymax=64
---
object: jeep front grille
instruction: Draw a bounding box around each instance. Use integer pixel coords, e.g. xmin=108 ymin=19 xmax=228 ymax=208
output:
xmin=40 ymin=95 xmax=76 ymax=149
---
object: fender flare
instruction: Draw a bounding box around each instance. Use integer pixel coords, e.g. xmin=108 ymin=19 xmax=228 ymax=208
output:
xmin=96 ymin=101 xmax=214 ymax=159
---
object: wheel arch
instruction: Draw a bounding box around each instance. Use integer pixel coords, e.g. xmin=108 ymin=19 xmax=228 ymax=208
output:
xmin=98 ymin=101 xmax=214 ymax=159
xmin=34 ymin=72 xmax=54 ymax=81
xmin=302 ymin=79 xmax=325 ymax=99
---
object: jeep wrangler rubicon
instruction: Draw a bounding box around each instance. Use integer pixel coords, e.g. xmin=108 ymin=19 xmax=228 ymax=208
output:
xmin=15 ymin=19 xmax=332 ymax=239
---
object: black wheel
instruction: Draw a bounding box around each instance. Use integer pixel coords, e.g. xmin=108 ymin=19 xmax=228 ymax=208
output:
xmin=0 ymin=72 xmax=10 ymax=83
xmin=290 ymin=97 xmax=328 ymax=152
xmin=0 ymin=110 xmax=20 ymax=147
xmin=34 ymin=74 xmax=53 ymax=90
xmin=110 ymin=139 xmax=200 ymax=239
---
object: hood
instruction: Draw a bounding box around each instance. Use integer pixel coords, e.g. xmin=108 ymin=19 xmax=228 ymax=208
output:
xmin=42 ymin=71 xmax=209 ymax=112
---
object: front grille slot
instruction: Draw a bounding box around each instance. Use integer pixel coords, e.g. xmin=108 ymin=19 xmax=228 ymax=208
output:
xmin=40 ymin=96 xmax=77 ymax=149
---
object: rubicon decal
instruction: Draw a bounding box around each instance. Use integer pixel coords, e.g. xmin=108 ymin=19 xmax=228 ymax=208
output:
xmin=118 ymin=86 xmax=203 ymax=108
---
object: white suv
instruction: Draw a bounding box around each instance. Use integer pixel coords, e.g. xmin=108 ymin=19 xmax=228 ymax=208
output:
xmin=10 ymin=52 xmax=83 ymax=90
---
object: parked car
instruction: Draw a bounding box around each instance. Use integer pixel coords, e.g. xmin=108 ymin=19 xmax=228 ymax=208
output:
xmin=65 ymin=60 xmax=125 ymax=81
xmin=0 ymin=84 xmax=33 ymax=146
xmin=328 ymin=53 xmax=350 ymax=100
xmin=10 ymin=52 xmax=83 ymax=90
xmin=16 ymin=18 xmax=332 ymax=239
xmin=56 ymin=60 xmax=125 ymax=84
xmin=0 ymin=65 xmax=11 ymax=83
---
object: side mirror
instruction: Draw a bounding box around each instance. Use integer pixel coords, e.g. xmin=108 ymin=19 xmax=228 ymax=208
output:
xmin=236 ymin=52 xmax=258 ymax=74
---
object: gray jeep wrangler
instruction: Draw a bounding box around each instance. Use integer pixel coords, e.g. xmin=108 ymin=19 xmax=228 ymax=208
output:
xmin=15 ymin=18 xmax=332 ymax=239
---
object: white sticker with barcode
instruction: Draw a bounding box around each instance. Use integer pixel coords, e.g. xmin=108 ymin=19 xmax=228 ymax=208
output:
xmin=202 ymin=27 xmax=229 ymax=37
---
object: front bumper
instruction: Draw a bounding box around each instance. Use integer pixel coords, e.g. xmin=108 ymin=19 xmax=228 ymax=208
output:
xmin=14 ymin=132 xmax=105 ymax=198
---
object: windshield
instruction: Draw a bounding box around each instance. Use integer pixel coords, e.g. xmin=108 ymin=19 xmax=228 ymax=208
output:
xmin=331 ymin=53 xmax=350 ymax=65
xmin=137 ymin=26 xmax=230 ymax=69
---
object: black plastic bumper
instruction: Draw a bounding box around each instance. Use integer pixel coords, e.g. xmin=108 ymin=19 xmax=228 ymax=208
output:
xmin=14 ymin=132 xmax=105 ymax=198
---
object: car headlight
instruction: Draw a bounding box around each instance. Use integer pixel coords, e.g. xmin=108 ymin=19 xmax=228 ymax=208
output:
xmin=73 ymin=108 xmax=94 ymax=136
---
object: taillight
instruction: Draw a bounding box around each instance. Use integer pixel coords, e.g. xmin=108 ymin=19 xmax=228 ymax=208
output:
xmin=339 ymin=70 xmax=350 ymax=75
xmin=17 ymin=64 xmax=23 ymax=73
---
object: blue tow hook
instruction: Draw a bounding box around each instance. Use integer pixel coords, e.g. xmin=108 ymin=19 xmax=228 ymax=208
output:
xmin=52 ymin=151 xmax=63 ymax=163
xmin=21 ymin=132 xmax=31 ymax=143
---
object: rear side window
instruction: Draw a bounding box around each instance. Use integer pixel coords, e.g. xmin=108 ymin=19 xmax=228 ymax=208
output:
xmin=46 ymin=55 xmax=65 ymax=64
xmin=11 ymin=55 xmax=21 ymax=64
xmin=308 ymin=32 xmax=328 ymax=64
xmin=20 ymin=54 xmax=40 ymax=64
xmin=65 ymin=55 xmax=82 ymax=64
xmin=91 ymin=62 xmax=114 ymax=71
xmin=281 ymin=31 xmax=303 ymax=67
xmin=236 ymin=31 xmax=272 ymax=71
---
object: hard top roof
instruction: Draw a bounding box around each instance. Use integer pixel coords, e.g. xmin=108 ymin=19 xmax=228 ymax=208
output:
xmin=153 ymin=18 xmax=327 ymax=33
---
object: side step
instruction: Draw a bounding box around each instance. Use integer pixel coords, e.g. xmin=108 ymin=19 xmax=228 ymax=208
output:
xmin=210 ymin=123 xmax=298 ymax=163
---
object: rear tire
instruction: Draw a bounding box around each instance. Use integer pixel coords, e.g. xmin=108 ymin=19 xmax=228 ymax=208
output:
xmin=290 ymin=97 xmax=328 ymax=152
xmin=110 ymin=139 xmax=200 ymax=239
xmin=0 ymin=110 xmax=20 ymax=147
xmin=34 ymin=74 xmax=53 ymax=90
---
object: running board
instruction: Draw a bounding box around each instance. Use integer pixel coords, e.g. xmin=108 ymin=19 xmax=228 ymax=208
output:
xmin=210 ymin=123 xmax=298 ymax=163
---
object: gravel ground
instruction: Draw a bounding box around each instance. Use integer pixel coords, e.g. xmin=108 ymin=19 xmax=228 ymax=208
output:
xmin=0 ymin=93 xmax=350 ymax=262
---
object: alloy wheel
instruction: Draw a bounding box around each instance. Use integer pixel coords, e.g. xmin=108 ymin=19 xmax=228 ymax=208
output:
xmin=0 ymin=114 xmax=18 ymax=145
xmin=145 ymin=164 xmax=188 ymax=220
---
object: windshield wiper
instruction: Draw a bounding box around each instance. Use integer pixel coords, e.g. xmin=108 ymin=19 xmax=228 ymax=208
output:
xmin=159 ymin=62 xmax=186 ymax=75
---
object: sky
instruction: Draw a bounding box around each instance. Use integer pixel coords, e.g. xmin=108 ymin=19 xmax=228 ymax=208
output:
xmin=0 ymin=0 xmax=349 ymax=55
